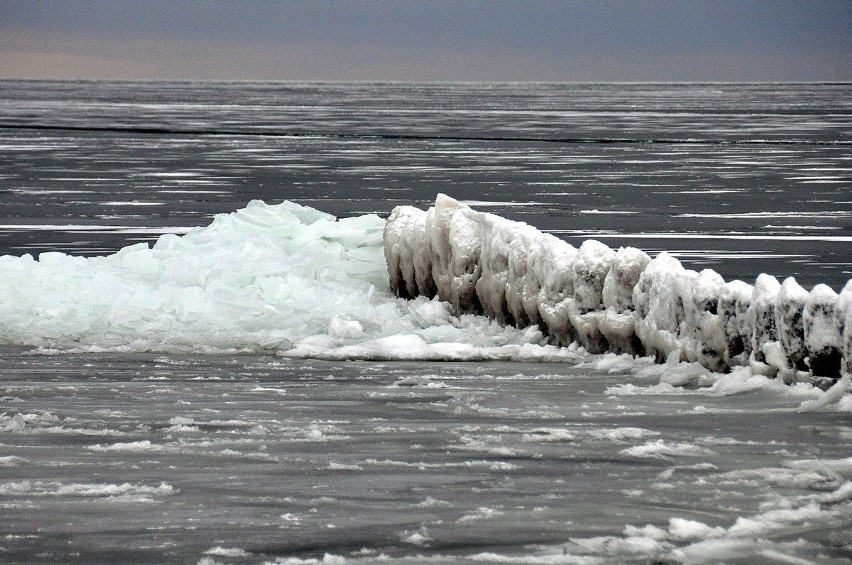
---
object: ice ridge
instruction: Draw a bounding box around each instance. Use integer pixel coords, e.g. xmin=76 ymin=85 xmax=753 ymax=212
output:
xmin=385 ymin=195 xmax=852 ymax=383
xmin=0 ymin=200 xmax=569 ymax=360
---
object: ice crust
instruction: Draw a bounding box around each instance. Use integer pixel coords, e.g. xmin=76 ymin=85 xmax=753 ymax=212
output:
xmin=385 ymin=195 xmax=852 ymax=380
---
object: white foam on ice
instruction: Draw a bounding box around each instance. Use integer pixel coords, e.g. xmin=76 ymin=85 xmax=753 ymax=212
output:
xmin=457 ymin=506 xmax=505 ymax=523
xmin=0 ymin=456 xmax=28 ymax=467
xmin=520 ymin=428 xmax=575 ymax=443
xmin=362 ymin=458 xmax=518 ymax=472
xmin=510 ymin=461 xmax=852 ymax=564
xmin=0 ymin=480 xmax=175 ymax=498
xmin=619 ymin=439 xmax=717 ymax=460
xmin=87 ymin=440 xmax=163 ymax=452
xmin=203 ymin=546 xmax=251 ymax=557
xmin=587 ymin=427 xmax=661 ymax=442
xmin=0 ymin=410 xmax=128 ymax=436
xmin=605 ymin=364 xmax=842 ymax=405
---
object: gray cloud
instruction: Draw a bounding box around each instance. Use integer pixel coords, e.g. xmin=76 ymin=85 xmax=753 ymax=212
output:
xmin=1 ymin=0 xmax=850 ymax=81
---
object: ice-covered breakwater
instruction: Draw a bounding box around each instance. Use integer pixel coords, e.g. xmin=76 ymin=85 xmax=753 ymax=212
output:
xmin=2 ymin=196 xmax=850 ymax=378
xmin=384 ymin=195 xmax=852 ymax=383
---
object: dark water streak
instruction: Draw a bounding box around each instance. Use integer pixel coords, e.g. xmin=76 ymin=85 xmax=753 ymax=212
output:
xmin=4 ymin=122 xmax=851 ymax=146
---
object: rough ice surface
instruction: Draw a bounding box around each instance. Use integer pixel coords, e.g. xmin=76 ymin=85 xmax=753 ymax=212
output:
xmin=385 ymin=195 xmax=852 ymax=383
xmin=0 ymin=200 xmax=563 ymax=361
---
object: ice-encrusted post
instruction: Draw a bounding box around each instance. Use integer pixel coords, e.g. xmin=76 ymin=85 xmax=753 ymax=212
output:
xmin=804 ymin=285 xmax=842 ymax=384
xmin=568 ymin=240 xmax=615 ymax=353
xmin=773 ymin=277 xmax=809 ymax=380
xmin=476 ymin=213 xmax=516 ymax=325
xmin=505 ymin=223 xmax=547 ymax=329
xmin=633 ymin=252 xmax=685 ymax=363
xmin=447 ymin=208 xmax=483 ymax=314
xmin=845 ymin=305 xmax=852 ymax=377
xmin=535 ymin=235 xmax=578 ymax=346
xmin=838 ymin=281 xmax=852 ymax=376
xmin=426 ymin=195 xmax=484 ymax=314
xmin=384 ymin=206 xmax=433 ymax=300
xmin=750 ymin=274 xmax=781 ymax=376
xmin=600 ymin=246 xmax=650 ymax=355
xmin=719 ymin=280 xmax=753 ymax=367
xmin=383 ymin=195 xmax=850 ymax=384
xmin=680 ymin=269 xmax=727 ymax=373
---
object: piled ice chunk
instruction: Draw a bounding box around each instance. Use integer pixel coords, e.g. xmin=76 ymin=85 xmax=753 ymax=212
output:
xmin=1 ymin=200 xmax=389 ymax=352
xmin=385 ymin=195 xmax=852 ymax=381
xmin=0 ymin=199 xmax=580 ymax=360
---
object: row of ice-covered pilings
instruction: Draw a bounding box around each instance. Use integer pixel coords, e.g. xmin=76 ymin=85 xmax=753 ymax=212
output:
xmin=384 ymin=195 xmax=852 ymax=383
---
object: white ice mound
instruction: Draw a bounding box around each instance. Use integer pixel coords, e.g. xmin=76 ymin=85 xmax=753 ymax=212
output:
xmin=1 ymin=200 xmax=382 ymax=352
xmin=0 ymin=200 xmax=569 ymax=360
xmin=385 ymin=194 xmax=852 ymax=381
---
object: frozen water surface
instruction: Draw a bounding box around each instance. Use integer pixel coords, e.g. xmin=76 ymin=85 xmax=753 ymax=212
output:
xmin=1 ymin=351 xmax=850 ymax=564
xmin=1 ymin=81 xmax=850 ymax=287
xmin=0 ymin=81 xmax=851 ymax=563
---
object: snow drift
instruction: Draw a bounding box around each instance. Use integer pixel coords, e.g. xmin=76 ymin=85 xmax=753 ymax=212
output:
xmin=385 ymin=195 xmax=852 ymax=382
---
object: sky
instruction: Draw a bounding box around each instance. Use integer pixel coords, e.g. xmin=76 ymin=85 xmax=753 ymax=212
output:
xmin=1 ymin=0 xmax=850 ymax=82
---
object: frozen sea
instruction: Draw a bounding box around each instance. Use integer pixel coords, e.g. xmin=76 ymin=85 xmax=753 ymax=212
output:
xmin=1 ymin=81 xmax=851 ymax=564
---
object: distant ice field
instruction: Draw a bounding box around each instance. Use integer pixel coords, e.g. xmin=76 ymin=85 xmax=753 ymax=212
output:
xmin=0 ymin=81 xmax=850 ymax=288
